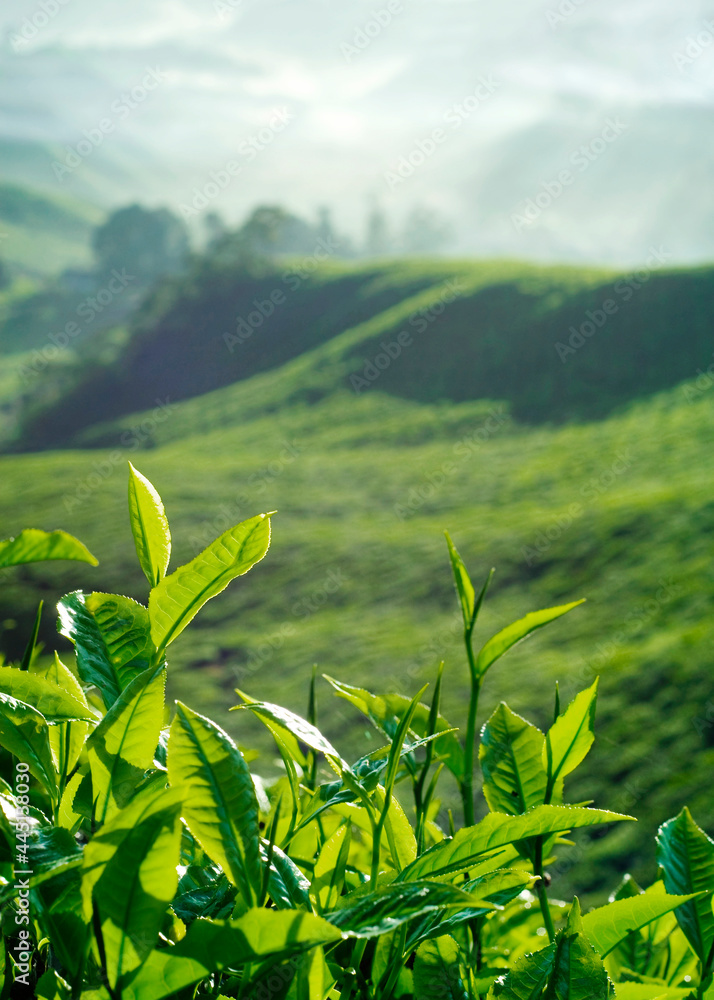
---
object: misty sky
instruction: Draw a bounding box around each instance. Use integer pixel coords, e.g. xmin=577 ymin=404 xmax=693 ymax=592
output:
xmin=1 ymin=0 xmax=712 ymax=262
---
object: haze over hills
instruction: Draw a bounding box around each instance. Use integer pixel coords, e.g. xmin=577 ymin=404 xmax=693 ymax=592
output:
xmin=1 ymin=0 xmax=713 ymax=263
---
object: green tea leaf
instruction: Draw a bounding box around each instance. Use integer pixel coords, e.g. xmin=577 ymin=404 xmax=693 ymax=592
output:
xmin=414 ymin=934 xmax=468 ymax=1000
xmin=25 ymin=824 xmax=82 ymax=881
xmin=353 ymin=732 xmax=454 ymax=791
xmin=120 ymin=910 xmax=343 ymax=1000
xmin=81 ymin=785 xmax=183 ymax=988
xmin=293 ymin=944 xmax=334 ymax=1000
xmin=656 ymin=808 xmax=714 ymax=962
xmin=324 ymin=675 xmax=464 ymax=780
xmin=400 ymin=805 xmax=633 ymax=881
xmin=326 ymin=881 xmax=488 ymax=938
xmin=445 ymin=532 xmax=476 ymax=630
xmin=0 ymin=666 xmax=93 ymax=724
xmin=480 ymin=703 xmax=548 ymax=814
xmin=491 ymin=945 xmax=556 ymax=999
xmin=35 ymin=968 xmax=73 ymax=999
xmin=31 ymin=861 xmax=86 ymax=979
xmin=20 ymin=599 xmax=43 ymax=672
xmin=582 ymin=881 xmax=704 ymax=958
xmin=128 ymin=463 xmax=172 ymax=587
xmin=382 ymin=684 xmax=427 ymax=802
xmin=544 ymin=679 xmax=598 ymax=792
xmin=264 ymin=843 xmax=311 ymax=910
xmin=235 ymin=688 xmax=308 ymax=767
xmin=57 ymin=770 xmax=85 ymax=830
xmin=0 ymin=692 xmax=56 ymax=797
xmin=240 ymin=701 xmax=349 ymax=771
xmin=544 ymin=898 xmax=614 ymax=998
xmin=407 ymin=870 xmax=535 ymax=949
xmin=609 ymin=985 xmax=692 ymax=999
xmin=310 ymin=821 xmax=351 ymax=912
xmin=491 ymin=899 xmax=614 ymax=998
xmin=475 ymin=601 xmax=584 ymax=678
xmin=378 ymin=785 xmax=418 ymax=870
xmin=87 ymin=664 xmax=166 ymax=824
xmin=464 ymin=867 xmax=537 ymax=905
xmin=0 ymin=528 xmax=97 ymax=568
xmin=43 ymin=653 xmax=90 ymax=777
xmin=58 ymin=591 xmax=154 ymax=710
xmin=171 ymin=865 xmax=236 ymax=924
xmin=167 ymin=702 xmax=263 ymax=908
xmin=80 ymin=785 xmax=179 ymax=911
xmin=149 ymin=512 xmax=272 ymax=650
xmin=333 ymin=786 xmax=417 ymax=871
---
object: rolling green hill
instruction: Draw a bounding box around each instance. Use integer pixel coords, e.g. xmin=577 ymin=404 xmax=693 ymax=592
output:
xmin=0 ymin=182 xmax=103 ymax=276
xmin=1 ymin=256 xmax=713 ymax=900
xmin=14 ymin=253 xmax=714 ymax=451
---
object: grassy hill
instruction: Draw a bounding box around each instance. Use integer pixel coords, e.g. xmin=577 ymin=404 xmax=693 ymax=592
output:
xmin=1 ymin=256 xmax=713 ymax=900
xmin=14 ymin=254 xmax=714 ymax=451
xmin=0 ymin=182 xmax=103 ymax=276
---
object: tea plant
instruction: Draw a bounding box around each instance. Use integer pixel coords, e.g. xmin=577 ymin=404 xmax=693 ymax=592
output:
xmin=0 ymin=464 xmax=712 ymax=999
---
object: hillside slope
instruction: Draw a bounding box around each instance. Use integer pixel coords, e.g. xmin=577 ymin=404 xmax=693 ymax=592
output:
xmin=1 ymin=372 xmax=713 ymax=896
xmin=0 ymin=182 xmax=103 ymax=275
xmin=14 ymin=255 xmax=714 ymax=451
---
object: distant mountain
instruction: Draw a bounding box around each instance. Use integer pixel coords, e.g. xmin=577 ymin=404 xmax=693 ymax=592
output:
xmin=452 ymin=103 xmax=714 ymax=265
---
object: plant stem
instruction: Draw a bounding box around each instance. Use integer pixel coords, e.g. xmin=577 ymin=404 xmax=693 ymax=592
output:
xmin=462 ymin=631 xmax=480 ymax=827
xmin=341 ymin=940 xmax=368 ymax=1000
xmin=92 ymin=900 xmax=120 ymax=1000
xmin=696 ymin=938 xmax=714 ymax=998
xmin=533 ymin=836 xmax=555 ymax=943
xmin=371 ymin=812 xmax=387 ymax=885
xmin=378 ymin=925 xmax=407 ymax=1000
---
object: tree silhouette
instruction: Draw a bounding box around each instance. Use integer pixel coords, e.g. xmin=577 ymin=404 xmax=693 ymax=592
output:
xmin=93 ymin=205 xmax=190 ymax=286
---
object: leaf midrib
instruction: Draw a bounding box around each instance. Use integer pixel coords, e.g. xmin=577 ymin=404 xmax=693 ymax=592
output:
xmin=179 ymin=710 xmax=256 ymax=907
xmin=93 ymin=670 xmax=162 ymax=825
xmin=155 ymin=520 xmax=264 ymax=649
